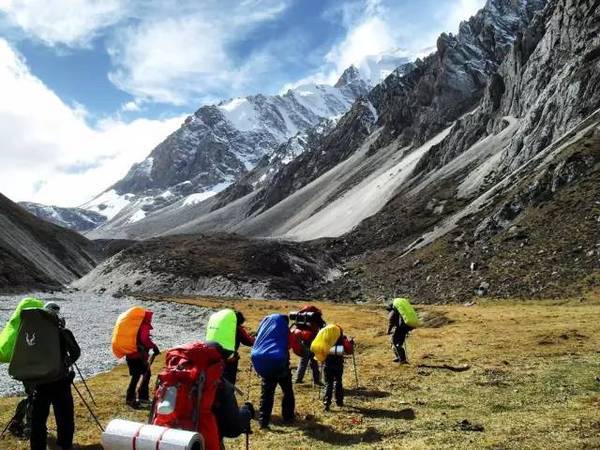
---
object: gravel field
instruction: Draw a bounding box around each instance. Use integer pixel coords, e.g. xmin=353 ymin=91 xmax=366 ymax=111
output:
xmin=0 ymin=293 xmax=212 ymax=396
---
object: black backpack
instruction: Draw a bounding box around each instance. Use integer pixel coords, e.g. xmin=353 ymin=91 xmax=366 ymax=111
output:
xmin=9 ymin=308 xmax=75 ymax=385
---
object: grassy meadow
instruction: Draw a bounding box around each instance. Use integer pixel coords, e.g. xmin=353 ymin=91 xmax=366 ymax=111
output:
xmin=1 ymin=292 xmax=599 ymax=449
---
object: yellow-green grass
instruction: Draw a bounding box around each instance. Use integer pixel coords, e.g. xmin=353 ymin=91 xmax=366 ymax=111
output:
xmin=1 ymin=293 xmax=599 ymax=449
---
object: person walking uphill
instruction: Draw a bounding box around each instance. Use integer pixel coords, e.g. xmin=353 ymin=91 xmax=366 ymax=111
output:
xmin=126 ymin=310 xmax=160 ymax=407
xmin=8 ymin=302 xmax=81 ymax=450
xmin=387 ymin=297 xmax=420 ymax=363
xmin=290 ymin=305 xmax=325 ymax=385
xmin=310 ymin=324 xmax=354 ymax=412
xmin=111 ymin=306 xmax=160 ymax=409
xmin=251 ymin=314 xmax=295 ymax=429
xmin=205 ymin=309 xmax=255 ymax=385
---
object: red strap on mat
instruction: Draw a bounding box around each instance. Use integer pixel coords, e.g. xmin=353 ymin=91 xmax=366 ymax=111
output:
xmin=156 ymin=427 xmax=169 ymax=450
xmin=132 ymin=423 xmax=144 ymax=450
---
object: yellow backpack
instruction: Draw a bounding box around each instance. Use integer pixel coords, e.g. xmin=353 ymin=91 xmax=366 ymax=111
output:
xmin=310 ymin=324 xmax=341 ymax=363
xmin=111 ymin=306 xmax=146 ymax=358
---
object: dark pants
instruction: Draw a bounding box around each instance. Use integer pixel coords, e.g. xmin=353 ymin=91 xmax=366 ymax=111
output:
xmin=214 ymin=380 xmax=252 ymax=439
xmin=223 ymin=358 xmax=239 ymax=385
xmin=126 ymin=357 xmax=150 ymax=402
xmin=258 ymin=370 xmax=295 ymax=427
xmin=295 ymin=355 xmax=320 ymax=384
xmin=323 ymin=357 xmax=344 ymax=408
xmin=30 ymin=377 xmax=74 ymax=450
xmin=392 ymin=326 xmax=410 ymax=362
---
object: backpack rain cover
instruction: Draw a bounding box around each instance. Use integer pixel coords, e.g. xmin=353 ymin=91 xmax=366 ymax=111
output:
xmin=205 ymin=309 xmax=237 ymax=352
xmin=9 ymin=308 xmax=64 ymax=385
xmin=0 ymin=297 xmax=44 ymax=363
xmin=251 ymin=314 xmax=289 ymax=378
xmin=112 ymin=306 xmax=146 ymax=358
xmin=311 ymin=324 xmax=341 ymax=363
xmin=392 ymin=298 xmax=420 ymax=328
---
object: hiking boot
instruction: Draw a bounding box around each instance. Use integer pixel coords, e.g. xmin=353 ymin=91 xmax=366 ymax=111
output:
xmin=126 ymin=400 xmax=140 ymax=409
xmin=314 ymin=380 xmax=324 ymax=387
xmin=393 ymin=357 xmax=400 ymax=363
xmin=336 ymin=401 xmax=344 ymax=407
xmin=295 ymin=379 xmax=304 ymax=384
xmin=324 ymin=404 xmax=330 ymax=412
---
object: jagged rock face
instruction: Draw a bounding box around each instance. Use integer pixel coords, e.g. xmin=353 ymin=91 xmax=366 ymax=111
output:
xmin=416 ymin=0 xmax=600 ymax=179
xmin=19 ymin=202 xmax=107 ymax=232
xmin=370 ymin=0 xmax=547 ymax=150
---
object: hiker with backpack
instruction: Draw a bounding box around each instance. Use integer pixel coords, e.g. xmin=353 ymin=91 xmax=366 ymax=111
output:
xmin=251 ymin=314 xmax=295 ymax=429
xmin=310 ymin=324 xmax=354 ymax=411
xmin=149 ymin=340 xmax=255 ymax=450
xmin=386 ymin=297 xmax=420 ymax=363
xmin=290 ymin=305 xmax=325 ymax=385
xmin=8 ymin=301 xmax=81 ymax=450
xmin=0 ymin=297 xmax=44 ymax=440
xmin=209 ymin=342 xmax=256 ymax=442
xmin=206 ymin=309 xmax=255 ymax=385
xmin=126 ymin=310 xmax=160 ymax=408
xmin=111 ymin=306 xmax=160 ymax=409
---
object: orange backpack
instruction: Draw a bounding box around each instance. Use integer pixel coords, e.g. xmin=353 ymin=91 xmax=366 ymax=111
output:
xmin=111 ymin=306 xmax=146 ymax=358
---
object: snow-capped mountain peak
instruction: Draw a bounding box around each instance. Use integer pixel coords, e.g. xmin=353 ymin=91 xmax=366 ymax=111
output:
xmin=85 ymin=65 xmax=377 ymax=233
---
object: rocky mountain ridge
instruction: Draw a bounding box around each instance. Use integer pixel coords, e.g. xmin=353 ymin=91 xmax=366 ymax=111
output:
xmin=19 ymin=202 xmax=107 ymax=232
xmin=0 ymin=194 xmax=100 ymax=292
xmin=82 ymin=66 xmax=372 ymax=230
xmin=88 ymin=0 xmax=549 ymax=241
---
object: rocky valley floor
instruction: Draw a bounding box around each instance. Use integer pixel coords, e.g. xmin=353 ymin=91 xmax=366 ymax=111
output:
xmin=1 ymin=292 xmax=599 ymax=449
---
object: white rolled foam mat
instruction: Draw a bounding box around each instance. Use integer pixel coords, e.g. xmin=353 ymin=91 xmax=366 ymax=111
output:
xmin=101 ymin=419 xmax=203 ymax=450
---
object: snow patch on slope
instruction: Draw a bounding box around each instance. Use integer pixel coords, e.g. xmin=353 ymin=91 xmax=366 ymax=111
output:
xmin=81 ymin=190 xmax=134 ymax=220
xmin=182 ymin=182 xmax=230 ymax=207
xmin=218 ymin=97 xmax=260 ymax=131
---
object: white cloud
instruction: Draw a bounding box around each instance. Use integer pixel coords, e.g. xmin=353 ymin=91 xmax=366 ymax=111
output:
xmin=0 ymin=39 xmax=184 ymax=207
xmin=120 ymin=99 xmax=141 ymax=112
xmin=0 ymin=0 xmax=127 ymax=46
xmin=442 ymin=0 xmax=487 ymax=35
xmin=107 ymin=0 xmax=289 ymax=105
xmin=292 ymin=0 xmax=487 ymax=88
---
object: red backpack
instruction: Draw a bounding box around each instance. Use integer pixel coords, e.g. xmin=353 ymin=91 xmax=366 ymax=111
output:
xmin=150 ymin=342 xmax=224 ymax=450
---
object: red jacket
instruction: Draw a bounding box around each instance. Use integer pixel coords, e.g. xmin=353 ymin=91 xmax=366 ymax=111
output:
xmin=235 ymin=325 xmax=255 ymax=351
xmin=130 ymin=310 xmax=157 ymax=360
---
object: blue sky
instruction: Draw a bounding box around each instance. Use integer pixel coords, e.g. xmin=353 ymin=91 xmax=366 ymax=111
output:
xmin=0 ymin=0 xmax=485 ymax=206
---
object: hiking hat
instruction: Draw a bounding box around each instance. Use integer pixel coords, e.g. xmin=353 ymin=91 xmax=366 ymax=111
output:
xmin=44 ymin=302 xmax=60 ymax=314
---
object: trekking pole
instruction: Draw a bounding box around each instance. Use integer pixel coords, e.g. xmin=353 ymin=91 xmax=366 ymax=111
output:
xmin=71 ymin=381 xmax=104 ymax=432
xmin=351 ymin=345 xmax=359 ymax=389
xmin=73 ymin=362 xmax=97 ymax=406
xmin=245 ymin=431 xmax=250 ymax=450
xmin=246 ymin=363 xmax=252 ymax=401
xmin=0 ymin=416 xmax=15 ymax=440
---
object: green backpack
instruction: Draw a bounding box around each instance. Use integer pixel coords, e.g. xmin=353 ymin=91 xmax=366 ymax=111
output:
xmin=205 ymin=309 xmax=237 ymax=353
xmin=0 ymin=297 xmax=44 ymax=363
xmin=392 ymin=298 xmax=421 ymax=328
